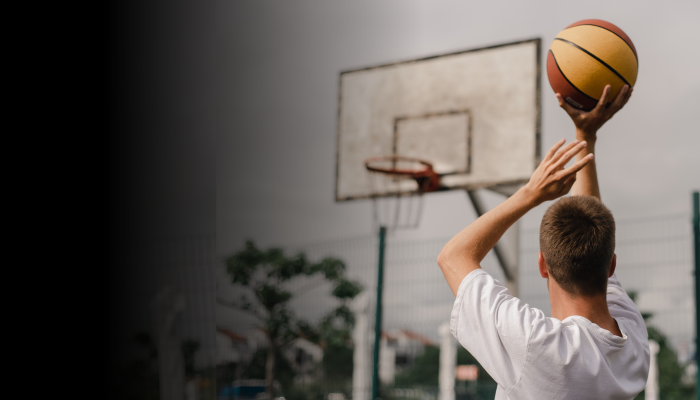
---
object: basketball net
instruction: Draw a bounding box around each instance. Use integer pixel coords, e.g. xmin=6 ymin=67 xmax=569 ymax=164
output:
xmin=365 ymin=156 xmax=441 ymax=232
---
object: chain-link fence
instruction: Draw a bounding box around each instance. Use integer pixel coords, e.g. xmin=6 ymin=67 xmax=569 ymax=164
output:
xmin=123 ymin=212 xmax=695 ymax=399
xmin=216 ymin=212 xmax=697 ymax=400
xmin=521 ymin=214 xmax=697 ymax=399
xmin=109 ymin=234 xmax=218 ymax=400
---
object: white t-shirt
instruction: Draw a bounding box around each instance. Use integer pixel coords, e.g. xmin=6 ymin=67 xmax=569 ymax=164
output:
xmin=450 ymin=269 xmax=650 ymax=400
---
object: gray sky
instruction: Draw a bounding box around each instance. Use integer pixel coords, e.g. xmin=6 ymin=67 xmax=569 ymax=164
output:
xmin=216 ymin=0 xmax=699 ymax=347
xmin=218 ymin=0 xmax=699 ymax=251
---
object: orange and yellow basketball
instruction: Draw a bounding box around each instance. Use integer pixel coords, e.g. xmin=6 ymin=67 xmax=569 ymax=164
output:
xmin=547 ymin=19 xmax=638 ymax=111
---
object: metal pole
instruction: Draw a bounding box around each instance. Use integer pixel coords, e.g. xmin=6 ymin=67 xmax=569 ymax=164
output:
xmin=692 ymin=191 xmax=699 ymax=400
xmin=466 ymin=189 xmax=514 ymax=282
xmin=372 ymin=226 xmax=387 ymax=400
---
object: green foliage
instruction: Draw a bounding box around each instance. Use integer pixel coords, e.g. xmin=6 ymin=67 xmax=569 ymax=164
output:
xmin=322 ymin=343 xmax=354 ymax=382
xmin=645 ymin=326 xmax=695 ymax=400
xmin=273 ymin=344 xmax=355 ymax=400
xmin=394 ymin=345 xmax=440 ymax=387
xmin=317 ymin=304 xmax=355 ymax=348
xmin=627 ymin=291 xmax=696 ymax=400
xmin=332 ymin=278 xmax=363 ymax=299
xmin=392 ymin=345 xmax=496 ymax=389
xmin=225 ymin=241 xmax=363 ymax=341
xmin=456 ymin=347 xmax=496 ymax=385
xmin=226 ymin=240 xmax=363 ymax=395
xmin=226 ymin=241 xmax=359 ymax=295
xmin=242 ymin=348 xmax=296 ymax=389
xmin=225 ymin=241 xmax=363 ymax=344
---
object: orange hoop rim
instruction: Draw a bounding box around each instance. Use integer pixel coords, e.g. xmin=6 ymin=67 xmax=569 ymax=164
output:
xmin=364 ymin=155 xmax=442 ymax=193
xmin=364 ymin=156 xmax=436 ymax=178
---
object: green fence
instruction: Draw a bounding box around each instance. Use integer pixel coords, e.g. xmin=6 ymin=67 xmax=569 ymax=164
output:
xmin=114 ymin=208 xmax=697 ymax=400
xmin=214 ymin=210 xmax=697 ymax=400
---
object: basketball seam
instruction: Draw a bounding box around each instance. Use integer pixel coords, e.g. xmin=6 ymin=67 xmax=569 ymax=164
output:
xmin=554 ymin=38 xmax=631 ymax=87
xmin=564 ymin=24 xmax=638 ymax=61
xmin=549 ymin=50 xmax=598 ymax=104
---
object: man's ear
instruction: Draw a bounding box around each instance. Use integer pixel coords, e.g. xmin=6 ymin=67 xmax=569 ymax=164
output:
xmin=538 ymin=252 xmax=549 ymax=278
xmin=608 ymin=253 xmax=617 ymax=278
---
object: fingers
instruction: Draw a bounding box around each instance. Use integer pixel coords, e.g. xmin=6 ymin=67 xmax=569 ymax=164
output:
xmin=556 ymin=93 xmax=578 ymax=116
xmin=610 ymin=85 xmax=630 ymax=110
xmin=543 ymin=138 xmax=566 ymax=162
xmin=561 ymin=153 xmax=594 ymax=177
xmin=597 ymin=85 xmax=633 ymax=122
xmin=550 ymin=140 xmax=586 ymax=166
xmin=620 ymin=86 xmax=633 ymax=107
xmin=552 ymin=154 xmax=592 ymax=197
xmin=622 ymin=88 xmax=634 ymax=107
xmin=592 ymin=85 xmax=611 ymax=113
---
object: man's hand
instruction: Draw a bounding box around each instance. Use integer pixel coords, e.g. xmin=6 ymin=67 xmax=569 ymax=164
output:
xmin=438 ymin=139 xmax=593 ymax=295
xmin=556 ymin=84 xmax=632 ymax=140
xmin=556 ymin=84 xmax=631 ymax=200
xmin=523 ymin=139 xmax=593 ymax=204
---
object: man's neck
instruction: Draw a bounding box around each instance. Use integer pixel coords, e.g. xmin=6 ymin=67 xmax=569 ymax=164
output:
xmin=549 ymin=281 xmax=622 ymax=337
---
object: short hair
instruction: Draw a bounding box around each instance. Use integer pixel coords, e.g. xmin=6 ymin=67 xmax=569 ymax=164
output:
xmin=539 ymin=196 xmax=615 ymax=296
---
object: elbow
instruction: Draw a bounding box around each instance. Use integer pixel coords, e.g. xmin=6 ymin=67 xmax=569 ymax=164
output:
xmin=437 ymin=252 xmax=446 ymax=270
xmin=437 ymin=246 xmax=452 ymax=271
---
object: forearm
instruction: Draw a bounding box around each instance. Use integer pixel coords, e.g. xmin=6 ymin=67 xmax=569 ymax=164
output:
xmin=438 ymin=188 xmax=537 ymax=295
xmin=570 ymin=129 xmax=601 ymax=200
xmin=558 ymin=84 xmax=632 ymax=199
xmin=437 ymin=139 xmax=592 ymax=296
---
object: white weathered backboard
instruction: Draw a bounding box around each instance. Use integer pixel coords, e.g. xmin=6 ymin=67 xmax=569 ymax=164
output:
xmin=336 ymin=39 xmax=541 ymax=201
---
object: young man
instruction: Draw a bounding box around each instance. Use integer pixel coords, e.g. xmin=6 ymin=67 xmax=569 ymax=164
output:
xmin=437 ymin=84 xmax=650 ymax=399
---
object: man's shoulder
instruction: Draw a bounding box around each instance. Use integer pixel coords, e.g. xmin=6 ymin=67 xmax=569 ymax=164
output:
xmin=606 ymin=274 xmax=647 ymax=334
xmin=512 ymin=328 xmax=650 ymax=400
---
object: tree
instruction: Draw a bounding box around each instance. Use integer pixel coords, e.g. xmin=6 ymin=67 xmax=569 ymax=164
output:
xmin=393 ymin=345 xmax=496 ymax=387
xmin=628 ymin=291 xmax=696 ymax=400
xmin=223 ymin=240 xmax=362 ymax=397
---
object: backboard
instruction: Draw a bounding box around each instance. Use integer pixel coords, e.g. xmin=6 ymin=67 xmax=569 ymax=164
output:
xmin=336 ymin=39 xmax=541 ymax=201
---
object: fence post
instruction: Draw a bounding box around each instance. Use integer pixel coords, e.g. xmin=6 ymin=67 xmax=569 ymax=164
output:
xmin=439 ymin=322 xmax=456 ymax=400
xmin=151 ymin=286 xmax=186 ymax=400
xmin=372 ymin=226 xmax=387 ymax=400
xmin=351 ymin=292 xmax=372 ymax=400
xmin=692 ymin=191 xmax=699 ymax=400
xmin=646 ymin=340 xmax=660 ymax=400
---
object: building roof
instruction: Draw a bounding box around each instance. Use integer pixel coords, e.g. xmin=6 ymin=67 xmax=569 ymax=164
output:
xmin=399 ymin=329 xmax=434 ymax=346
xmin=217 ymin=327 xmax=247 ymax=343
xmin=381 ymin=329 xmax=435 ymax=346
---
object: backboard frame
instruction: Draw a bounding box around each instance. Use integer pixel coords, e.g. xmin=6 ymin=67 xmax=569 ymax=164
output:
xmin=335 ymin=38 xmax=542 ymax=202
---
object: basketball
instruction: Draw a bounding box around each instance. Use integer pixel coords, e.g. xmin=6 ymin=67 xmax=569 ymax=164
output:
xmin=547 ymin=19 xmax=637 ymax=111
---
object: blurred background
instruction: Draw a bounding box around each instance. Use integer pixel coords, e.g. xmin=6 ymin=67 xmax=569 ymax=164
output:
xmin=107 ymin=1 xmax=700 ymax=399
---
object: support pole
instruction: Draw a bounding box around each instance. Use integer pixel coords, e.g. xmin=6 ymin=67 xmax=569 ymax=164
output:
xmin=692 ymin=191 xmax=699 ymax=400
xmin=372 ymin=226 xmax=387 ymax=400
xmin=466 ymin=190 xmax=515 ymax=284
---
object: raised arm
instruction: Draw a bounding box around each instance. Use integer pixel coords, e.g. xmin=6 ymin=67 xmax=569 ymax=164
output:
xmin=437 ymin=140 xmax=593 ymax=295
xmin=555 ymin=84 xmax=633 ymax=200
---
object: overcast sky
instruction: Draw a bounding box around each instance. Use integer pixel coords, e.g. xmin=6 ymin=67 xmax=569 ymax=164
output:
xmin=214 ymin=0 xmax=699 ymax=349
xmin=217 ymin=0 xmax=699 ymax=253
